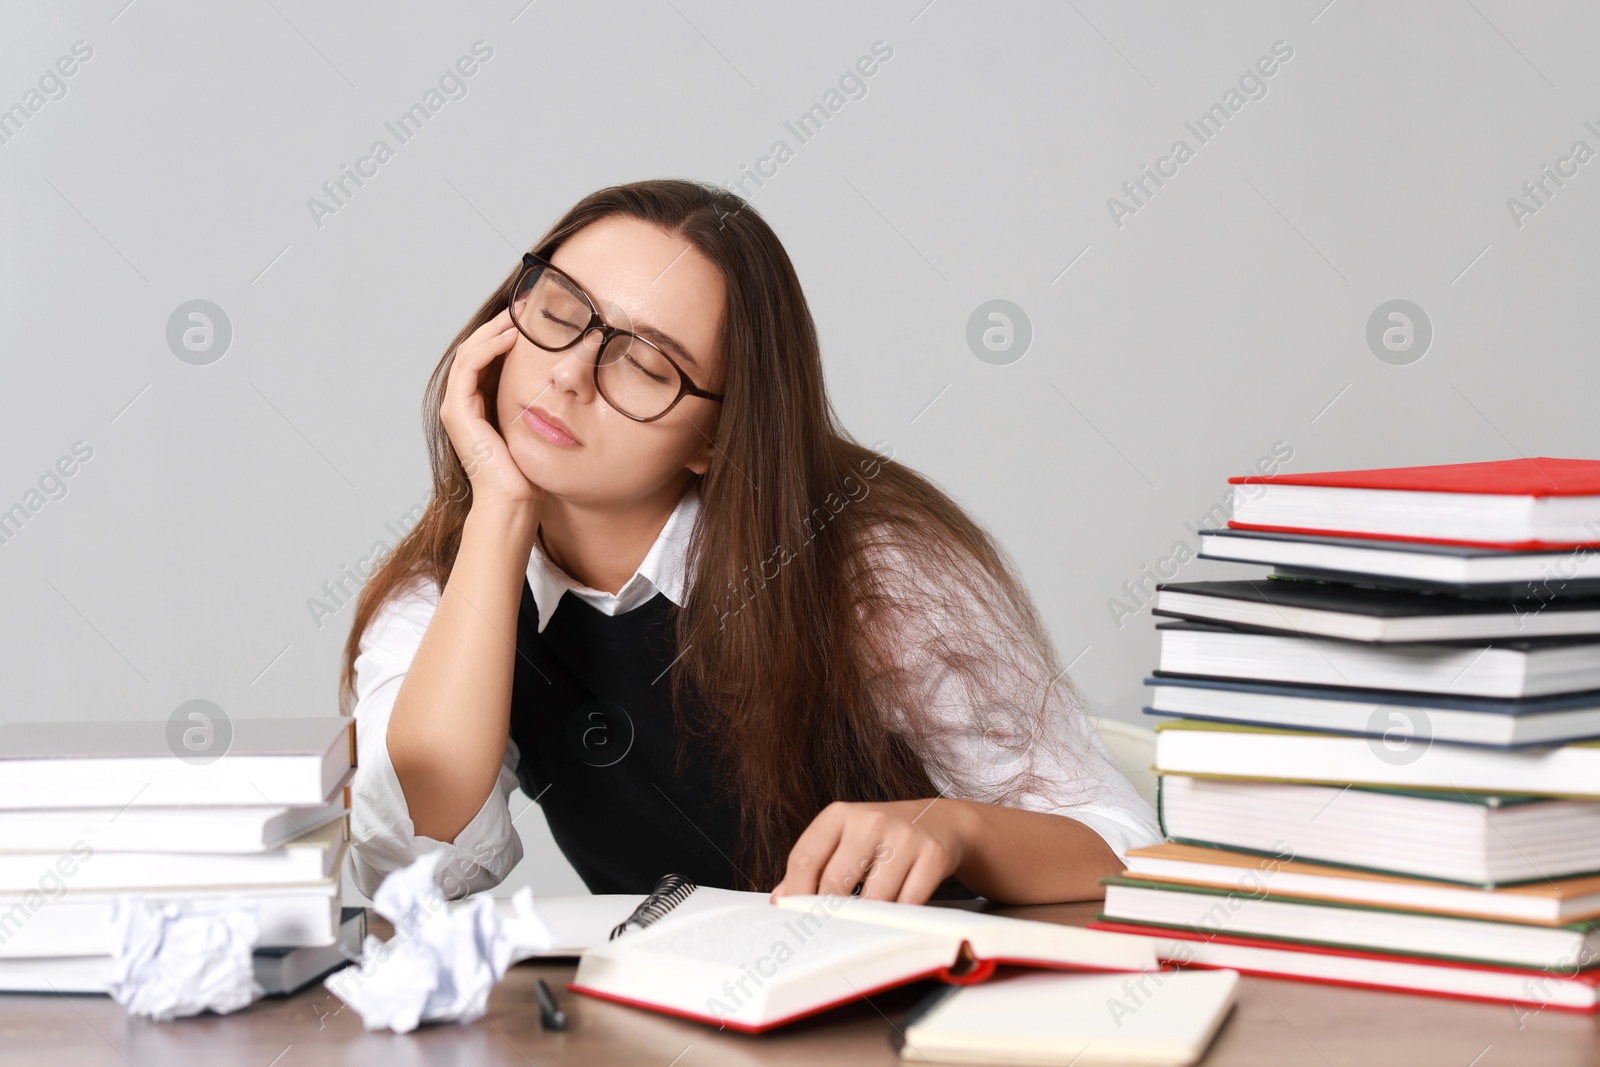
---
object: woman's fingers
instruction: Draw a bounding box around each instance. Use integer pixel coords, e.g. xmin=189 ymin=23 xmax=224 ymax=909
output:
xmin=444 ymin=313 xmax=518 ymax=422
xmin=769 ymin=807 xmax=845 ymax=899
xmin=441 ymin=327 xmax=516 ymax=467
xmin=857 ymin=828 xmax=917 ymax=902
xmin=440 ymin=309 xmax=543 ymax=512
xmin=456 ymin=308 xmax=517 ymax=371
xmin=816 ymin=814 xmax=890 ymax=896
xmin=772 ymin=801 xmax=963 ymax=906
xmin=894 ymin=844 xmax=951 ymax=904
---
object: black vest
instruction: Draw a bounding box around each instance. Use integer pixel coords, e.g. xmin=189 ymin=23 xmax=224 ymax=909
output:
xmin=507 ymin=576 xmax=981 ymax=900
xmin=508 ymin=579 xmax=746 ymax=894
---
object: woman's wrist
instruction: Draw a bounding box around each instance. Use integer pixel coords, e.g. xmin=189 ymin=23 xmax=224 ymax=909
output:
xmin=953 ymin=802 xmax=1124 ymax=904
xmin=464 ymin=500 xmax=542 ymax=551
xmin=934 ymin=797 xmax=981 ymax=877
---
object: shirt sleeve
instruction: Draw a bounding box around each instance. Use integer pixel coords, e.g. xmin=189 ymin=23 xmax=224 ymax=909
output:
xmin=344 ymin=576 xmax=526 ymax=901
xmin=863 ymin=538 xmax=1163 ymax=866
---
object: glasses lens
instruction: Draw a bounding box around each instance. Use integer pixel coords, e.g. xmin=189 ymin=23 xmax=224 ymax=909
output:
xmin=512 ymin=264 xmax=588 ymax=348
xmin=597 ymin=334 xmax=681 ymax=420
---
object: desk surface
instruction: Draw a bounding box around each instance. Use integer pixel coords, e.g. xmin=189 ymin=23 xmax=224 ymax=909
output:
xmin=5 ymin=900 xmax=1598 ymax=1067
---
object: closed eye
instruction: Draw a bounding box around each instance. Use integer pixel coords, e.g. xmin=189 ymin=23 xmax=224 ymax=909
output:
xmin=627 ymin=352 xmax=672 ymax=384
xmin=541 ymin=309 xmax=583 ymax=332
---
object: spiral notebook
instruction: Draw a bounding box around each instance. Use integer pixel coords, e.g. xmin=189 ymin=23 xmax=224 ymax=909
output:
xmin=497 ymin=874 xmax=770 ymax=957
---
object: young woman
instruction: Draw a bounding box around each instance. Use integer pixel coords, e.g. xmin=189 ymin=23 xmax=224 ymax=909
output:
xmin=341 ymin=179 xmax=1160 ymax=907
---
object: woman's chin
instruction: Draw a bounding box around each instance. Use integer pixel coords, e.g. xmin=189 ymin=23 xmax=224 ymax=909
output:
xmin=507 ymin=440 xmax=568 ymax=486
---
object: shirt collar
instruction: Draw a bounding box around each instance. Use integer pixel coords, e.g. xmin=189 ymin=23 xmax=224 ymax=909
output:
xmin=526 ymin=485 xmax=700 ymax=632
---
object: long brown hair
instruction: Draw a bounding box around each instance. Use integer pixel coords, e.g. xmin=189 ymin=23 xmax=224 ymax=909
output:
xmin=339 ymin=178 xmax=1104 ymax=889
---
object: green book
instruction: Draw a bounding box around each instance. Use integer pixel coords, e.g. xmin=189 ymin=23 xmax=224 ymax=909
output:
xmin=1152 ymin=769 xmax=1600 ymax=886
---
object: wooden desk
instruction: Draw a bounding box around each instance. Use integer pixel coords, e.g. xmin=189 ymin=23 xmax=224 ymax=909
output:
xmin=5 ymin=901 xmax=1598 ymax=1066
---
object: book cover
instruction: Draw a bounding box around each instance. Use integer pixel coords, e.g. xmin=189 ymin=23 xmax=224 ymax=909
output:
xmin=1228 ymin=457 xmax=1600 ymax=497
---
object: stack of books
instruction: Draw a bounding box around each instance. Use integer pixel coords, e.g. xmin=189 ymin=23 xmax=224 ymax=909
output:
xmin=1090 ymin=457 xmax=1600 ymax=1012
xmin=0 ymin=715 xmax=363 ymax=996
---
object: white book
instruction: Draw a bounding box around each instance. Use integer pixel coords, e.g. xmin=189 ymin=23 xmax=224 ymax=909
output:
xmin=0 ymin=716 xmax=355 ymax=808
xmin=1155 ymin=720 xmax=1600 ymax=799
xmin=0 ymin=843 xmax=346 ymax=956
xmin=1126 ymin=843 xmax=1600 ymax=926
xmin=1093 ymin=924 xmax=1600 ymax=1011
xmin=0 ymin=907 xmax=365 ymax=995
xmin=1101 ymin=879 xmax=1600 ymax=970
xmin=1144 ymin=675 xmax=1600 ymax=748
xmin=0 ymin=800 xmax=348 ymax=853
xmin=1156 ymin=774 xmax=1600 ymax=886
xmin=898 ymin=969 xmax=1239 ymax=1067
xmin=570 ymin=894 xmax=1160 ymax=1033
xmin=1157 ymin=621 xmax=1600 ymax=698
xmin=1197 ymin=527 xmax=1600 ymax=589
xmin=1229 ymin=481 xmax=1600 ymax=546
xmin=0 ymin=818 xmax=345 ymax=893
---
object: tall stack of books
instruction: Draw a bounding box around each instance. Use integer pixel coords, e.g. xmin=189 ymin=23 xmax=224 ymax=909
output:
xmin=1090 ymin=457 xmax=1600 ymax=1012
xmin=0 ymin=715 xmax=363 ymax=996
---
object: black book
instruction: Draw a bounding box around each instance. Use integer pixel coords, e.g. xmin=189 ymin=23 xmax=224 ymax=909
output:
xmin=1153 ymin=577 xmax=1600 ymax=643
xmin=1196 ymin=527 xmax=1600 ymax=599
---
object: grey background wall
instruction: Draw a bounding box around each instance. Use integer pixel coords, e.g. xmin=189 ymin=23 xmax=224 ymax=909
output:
xmin=3 ymin=1 xmax=1596 ymax=903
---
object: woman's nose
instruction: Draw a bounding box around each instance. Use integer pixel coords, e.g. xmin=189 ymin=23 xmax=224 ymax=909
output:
xmin=548 ymin=332 xmax=601 ymax=391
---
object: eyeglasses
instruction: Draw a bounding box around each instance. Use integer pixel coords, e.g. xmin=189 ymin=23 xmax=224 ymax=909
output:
xmin=507 ymin=251 xmax=724 ymax=423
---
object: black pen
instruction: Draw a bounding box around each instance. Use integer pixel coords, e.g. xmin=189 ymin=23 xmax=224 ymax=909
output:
xmin=535 ymin=976 xmax=568 ymax=1031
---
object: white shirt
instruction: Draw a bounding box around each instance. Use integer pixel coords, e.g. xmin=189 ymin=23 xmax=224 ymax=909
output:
xmin=345 ymin=485 xmax=1161 ymax=899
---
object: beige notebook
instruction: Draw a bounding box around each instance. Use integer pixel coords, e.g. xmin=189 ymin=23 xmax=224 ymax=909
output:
xmin=898 ymin=968 xmax=1239 ymax=1066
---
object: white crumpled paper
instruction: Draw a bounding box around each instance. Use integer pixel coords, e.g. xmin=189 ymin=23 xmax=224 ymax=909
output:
xmin=324 ymin=850 xmax=556 ymax=1033
xmin=106 ymin=897 xmax=266 ymax=1021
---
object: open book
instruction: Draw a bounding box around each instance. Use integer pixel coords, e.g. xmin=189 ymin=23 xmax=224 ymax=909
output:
xmin=569 ymin=893 xmax=1161 ymax=1033
xmin=496 ymin=885 xmax=770 ymax=956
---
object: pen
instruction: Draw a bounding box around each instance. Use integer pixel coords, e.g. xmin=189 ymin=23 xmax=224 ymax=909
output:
xmin=535 ymin=976 xmax=568 ymax=1031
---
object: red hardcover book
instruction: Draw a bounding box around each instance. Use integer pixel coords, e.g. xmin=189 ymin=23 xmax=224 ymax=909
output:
xmin=1088 ymin=920 xmax=1600 ymax=1012
xmin=1226 ymin=457 xmax=1600 ymax=550
xmin=568 ymin=895 xmax=1161 ymax=1033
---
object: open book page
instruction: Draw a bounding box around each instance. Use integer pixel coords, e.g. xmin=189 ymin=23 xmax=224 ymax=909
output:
xmin=571 ymin=900 xmax=964 ymax=1031
xmin=772 ymin=894 xmax=1160 ymax=971
xmin=496 ymin=886 xmax=769 ymax=956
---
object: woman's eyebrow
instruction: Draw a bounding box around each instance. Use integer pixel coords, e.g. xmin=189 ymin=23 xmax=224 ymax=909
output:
xmin=555 ymin=261 xmax=702 ymax=369
xmin=631 ymin=321 xmax=700 ymax=369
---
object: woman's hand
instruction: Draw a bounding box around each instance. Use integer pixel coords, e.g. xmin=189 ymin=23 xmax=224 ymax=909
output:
xmin=440 ymin=307 xmax=545 ymax=518
xmin=768 ymin=799 xmax=975 ymax=905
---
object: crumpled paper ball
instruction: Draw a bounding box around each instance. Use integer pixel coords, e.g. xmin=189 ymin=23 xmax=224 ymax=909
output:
xmin=323 ymin=849 xmax=555 ymax=1033
xmin=106 ymin=898 xmax=265 ymax=1021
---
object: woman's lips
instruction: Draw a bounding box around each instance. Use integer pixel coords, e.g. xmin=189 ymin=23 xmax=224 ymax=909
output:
xmin=522 ymin=406 xmax=578 ymax=446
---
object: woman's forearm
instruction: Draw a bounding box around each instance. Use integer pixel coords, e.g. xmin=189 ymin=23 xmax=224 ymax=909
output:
xmin=387 ymin=504 xmax=539 ymax=842
xmin=943 ymin=798 xmax=1126 ymax=905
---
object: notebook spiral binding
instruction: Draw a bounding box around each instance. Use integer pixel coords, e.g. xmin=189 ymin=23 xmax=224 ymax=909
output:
xmin=609 ymin=873 xmax=698 ymax=940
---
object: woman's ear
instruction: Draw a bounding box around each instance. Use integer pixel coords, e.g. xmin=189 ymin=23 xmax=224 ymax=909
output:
xmin=687 ymin=437 xmax=715 ymax=476
xmin=686 ymin=349 xmax=722 ymax=477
